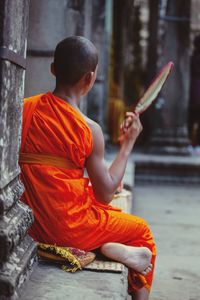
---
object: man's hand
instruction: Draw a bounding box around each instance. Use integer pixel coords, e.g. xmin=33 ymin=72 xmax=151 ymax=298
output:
xmin=119 ymin=112 xmax=143 ymax=154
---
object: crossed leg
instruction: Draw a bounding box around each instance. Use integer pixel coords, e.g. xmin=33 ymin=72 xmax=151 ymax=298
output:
xmin=100 ymin=242 xmax=152 ymax=300
xmin=73 ymin=209 xmax=156 ymax=300
xmin=95 ymin=212 xmax=156 ymax=300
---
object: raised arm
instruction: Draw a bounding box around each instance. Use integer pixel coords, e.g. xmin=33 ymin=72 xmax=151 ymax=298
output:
xmin=85 ymin=112 xmax=142 ymax=204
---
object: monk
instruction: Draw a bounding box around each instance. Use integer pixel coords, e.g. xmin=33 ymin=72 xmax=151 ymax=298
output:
xmin=19 ymin=36 xmax=156 ymax=300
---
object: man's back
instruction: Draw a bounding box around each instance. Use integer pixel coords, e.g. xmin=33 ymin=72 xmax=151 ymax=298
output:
xmin=19 ymin=92 xmax=94 ymax=245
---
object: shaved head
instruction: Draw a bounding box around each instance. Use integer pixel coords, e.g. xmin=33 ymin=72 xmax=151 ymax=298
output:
xmin=53 ymin=36 xmax=98 ymax=86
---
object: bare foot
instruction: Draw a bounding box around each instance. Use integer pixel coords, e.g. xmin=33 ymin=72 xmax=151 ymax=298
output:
xmin=100 ymin=242 xmax=152 ymax=274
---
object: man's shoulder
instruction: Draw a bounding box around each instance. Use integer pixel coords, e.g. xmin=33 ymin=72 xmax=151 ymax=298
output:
xmin=83 ymin=115 xmax=102 ymax=133
xmin=24 ymin=93 xmax=46 ymax=103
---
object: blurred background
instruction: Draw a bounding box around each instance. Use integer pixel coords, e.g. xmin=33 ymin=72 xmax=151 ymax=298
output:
xmin=0 ymin=1 xmax=200 ymax=299
xmin=25 ymin=0 xmax=200 ymax=155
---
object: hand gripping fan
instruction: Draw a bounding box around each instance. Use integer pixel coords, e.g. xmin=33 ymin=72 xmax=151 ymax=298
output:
xmin=133 ymin=61 xmax=174 ymax=114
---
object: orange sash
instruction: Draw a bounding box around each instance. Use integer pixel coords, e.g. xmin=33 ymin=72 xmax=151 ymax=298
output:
xmin=19 ymin=152 xmax=82 ymax=170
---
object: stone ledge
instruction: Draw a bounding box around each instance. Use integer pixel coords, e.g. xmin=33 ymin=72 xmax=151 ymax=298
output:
xmin=20 ymin=262 xmax=128 ymax=300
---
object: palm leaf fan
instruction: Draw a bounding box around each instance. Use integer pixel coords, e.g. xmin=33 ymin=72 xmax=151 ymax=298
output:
xmin=134 ymin=61 xmax=174 ymax=114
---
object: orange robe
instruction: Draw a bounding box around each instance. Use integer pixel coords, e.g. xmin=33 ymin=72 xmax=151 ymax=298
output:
xmin=19 ymin=92 xmax=156 ymax=293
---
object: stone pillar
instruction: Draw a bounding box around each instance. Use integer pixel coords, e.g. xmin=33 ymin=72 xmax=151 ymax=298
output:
xmin=149 ymin=0 xmax=191 ymax=155
xmin=25 ymin=0 xmax=92 ymax=114
xmin=0 ymin=0 xmax=37 ymax=299
xmin=121 ymin=0 xmax=137 ymax=106
xmin=146 ymin=0 xmax=159 ymax=83
xmin=111 ymin=0 xmax=124 ymax=92
xmin=86 ymin=0 xmax=113 ymax=130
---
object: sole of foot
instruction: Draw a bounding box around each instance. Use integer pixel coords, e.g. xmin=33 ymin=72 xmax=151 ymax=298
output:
xmin=100 ymin=242 xmax=152 ymax=274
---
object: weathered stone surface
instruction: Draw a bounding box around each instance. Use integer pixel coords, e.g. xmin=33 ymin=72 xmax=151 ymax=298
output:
xmin=0 ymin=0 xmax=38 ymax=299
xmin=20 ymin=262 xmax=128 ymax=300
xmin=0 ymin=0 xmax=30 ymax=189
xmin=0 ymin=60 xmax=24 ymax=189
xmin=0 ymin=236 xmax=37 ymax=299
xmin=0 ymin=200 xmax=34 ymax=262
xmin=0 ymin=0 xmax=29 ymax=55
xmin=0 ymin=177 xmax=24 ymax=216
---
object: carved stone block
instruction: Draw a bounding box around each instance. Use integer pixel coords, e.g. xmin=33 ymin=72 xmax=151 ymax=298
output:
xmin=0 ymin=236 xmax=37 ymax=299
xmin=0 ymin=197 xmax=34 ymax=262
xmin=0 ymin=177 xmax=24 ymax=215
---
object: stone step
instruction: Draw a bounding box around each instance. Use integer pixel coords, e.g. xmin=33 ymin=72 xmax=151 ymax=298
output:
xmin=20 ymin=261 xmax=128 ymax=300
xmin=134 ymin=153 xmax=200 ymax=185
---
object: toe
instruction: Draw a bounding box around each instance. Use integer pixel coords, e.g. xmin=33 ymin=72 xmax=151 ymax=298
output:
xmin=141 ymin=265 xmax=152 ymax=276
xmin=141 ymin=269 xmax=148 ymax=275
xmin=148 ymin=264 xmax=153 ymax=270
xmin=141 ymin=270 xmax=147 ymax=275
xmin=148 ymin=264 xmax=153 ymax=272
xmin=146 ymin=267 xmax=152 ymax=273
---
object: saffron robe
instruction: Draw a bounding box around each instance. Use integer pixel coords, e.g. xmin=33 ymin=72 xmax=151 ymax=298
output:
xmin=19 ymin=92 xmax=156 ymax=293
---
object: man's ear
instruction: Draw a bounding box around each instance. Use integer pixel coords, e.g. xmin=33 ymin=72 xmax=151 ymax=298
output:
xmin=84 ymin=72 xmax=94 ymax=86
xmin=51 ymin=62 xmax=56 ymax=76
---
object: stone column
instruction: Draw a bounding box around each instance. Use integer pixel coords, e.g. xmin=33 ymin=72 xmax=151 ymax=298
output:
xmin=149 ymin=0 xmax=191 ymax=155
xmin=25 ymin=0 xmax=92 ymax=114
xmin=86 ymin=0 xmax=113 ymax=130
xmin=0 ymin=0 xmax=37 ymax=299
xmin=146 ymin=0 xmax=159 ymax=83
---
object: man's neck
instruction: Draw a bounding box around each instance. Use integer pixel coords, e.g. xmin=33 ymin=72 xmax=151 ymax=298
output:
xmin=52 ymin=86 xmax=81 ymax=108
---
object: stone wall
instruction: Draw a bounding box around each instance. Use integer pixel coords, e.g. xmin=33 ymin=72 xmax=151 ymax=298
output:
xmin=0 ymin=0 xmax=37 ymax=299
